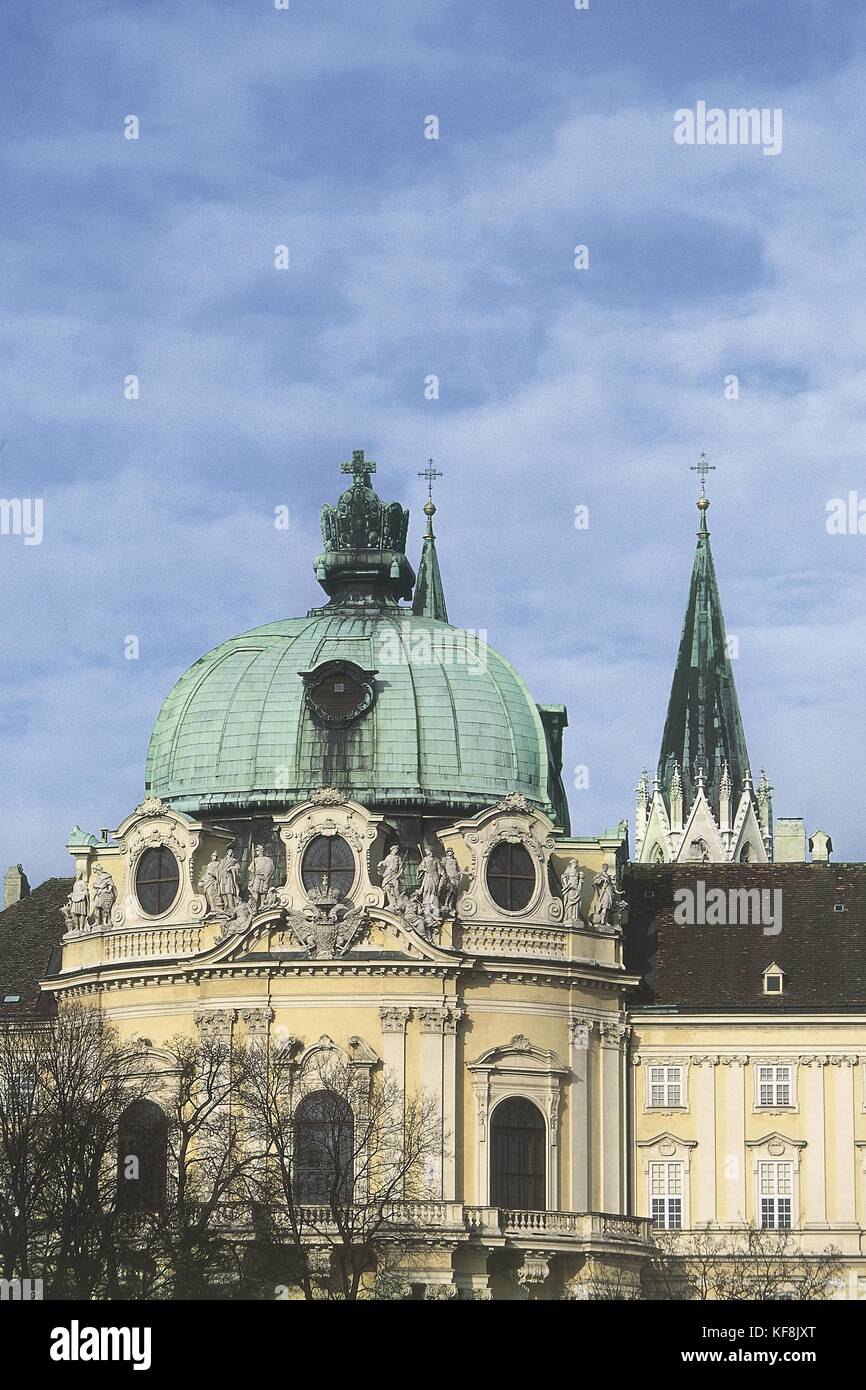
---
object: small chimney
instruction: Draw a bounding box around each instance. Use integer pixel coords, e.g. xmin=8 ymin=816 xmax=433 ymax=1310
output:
xmin=809 ymin=830 xmax=833 ymax=863
xmin=4 ymin=864 xmax=31 ymax=908
xmin=774 ymin=818 xmax=807 ymax=863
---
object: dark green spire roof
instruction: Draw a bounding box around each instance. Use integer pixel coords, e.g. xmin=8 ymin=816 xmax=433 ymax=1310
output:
xmin=657 ymin=487 xmax=751 ymax=815
xmin=412 ymin=501 xmax=448 ymax=622
xmin=412 ymin=460 xmax=448 ymax=622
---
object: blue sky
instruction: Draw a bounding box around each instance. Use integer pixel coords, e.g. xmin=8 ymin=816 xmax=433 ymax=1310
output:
xmin=2 ymin=0 xmax=866 ymax=883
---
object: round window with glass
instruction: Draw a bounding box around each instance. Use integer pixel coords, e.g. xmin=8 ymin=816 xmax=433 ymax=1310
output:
xmin=485 ymin=840 xmax=537 ymax=913
xmin=135 ymin=846 xmax=181 ymax=916
xmin=301 ymin=834 xmax=355 ymax=899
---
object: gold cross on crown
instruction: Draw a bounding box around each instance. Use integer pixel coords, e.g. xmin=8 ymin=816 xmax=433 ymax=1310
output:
xmin=341 ymin=449 xmax=376 ymax=485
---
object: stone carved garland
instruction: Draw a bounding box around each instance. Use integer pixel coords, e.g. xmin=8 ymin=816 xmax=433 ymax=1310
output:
xmin=308 ymin=787 xmax=348 ymax=806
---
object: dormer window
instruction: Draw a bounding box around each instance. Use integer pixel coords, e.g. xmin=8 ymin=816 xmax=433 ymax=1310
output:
xmin=762 ymin=963 xmax=785 ymax=996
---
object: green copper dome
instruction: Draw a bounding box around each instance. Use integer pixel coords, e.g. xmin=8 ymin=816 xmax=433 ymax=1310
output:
xmin=144 ymin=451 xmax=570 ymax=827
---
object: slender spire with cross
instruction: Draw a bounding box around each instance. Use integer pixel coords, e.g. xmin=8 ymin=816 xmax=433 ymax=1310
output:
xmin=691 ymin=452 xmax=715 ymax=533
xmin=412 ymin=458 xmax=448 ymax=621
xmin=341 ymin=448 xmax=376 ymax=487
xmin=418 ymin=458 xmax=443 ymax=537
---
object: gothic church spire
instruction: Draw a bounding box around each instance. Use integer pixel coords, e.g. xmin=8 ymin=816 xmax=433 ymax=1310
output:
xmin=636 ymin=459 xmax=769 ymax=864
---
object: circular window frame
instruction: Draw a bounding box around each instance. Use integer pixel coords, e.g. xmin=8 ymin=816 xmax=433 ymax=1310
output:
xmin=301 ymin=832 xmax=357 ymax=901
xmin=299 ymin=659 xmax=377 ymax=728
xmin=484 ymin=839 xmax=538 ymax=915
xmin=134 ymin=844 xmax=181 ymax=920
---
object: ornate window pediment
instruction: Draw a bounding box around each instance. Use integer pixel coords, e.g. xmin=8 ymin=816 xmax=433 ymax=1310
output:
xmin=442 ymin=801 xmax=562 ymax=925
xmin=468 ymin=1037 xmax=568 ymax=1210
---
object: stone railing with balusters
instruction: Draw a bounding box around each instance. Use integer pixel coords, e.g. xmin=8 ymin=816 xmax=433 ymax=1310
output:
xmin=102 ymin=925 xmax=207 ymax=964
xmin=464 ymin=1206 xmax=651 ymax=1243
xmin=218 ymin=1200 xmax=651 ymax=1247
xmin=458 ymin=922 xmax=567 ymax=959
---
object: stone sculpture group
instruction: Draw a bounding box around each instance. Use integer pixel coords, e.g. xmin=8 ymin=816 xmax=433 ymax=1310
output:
xmin=376 ymin=843 xmax=462 ymax=941
xmin=199 ymin=845 xmax=280 ymax=936
xmin=61 ymin=865 xmax=117 ymax=934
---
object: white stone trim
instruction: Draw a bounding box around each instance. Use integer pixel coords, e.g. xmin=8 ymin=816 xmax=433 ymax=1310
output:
xmin=468 ymin=1037 xmax=568 ymax=1209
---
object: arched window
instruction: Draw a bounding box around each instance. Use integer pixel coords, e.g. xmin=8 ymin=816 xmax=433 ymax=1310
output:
xmin=294 ymin=1090 xmax=354 ymax=1205
xmin=740 ymin=843 xmax=751 ymax=863
xmin=486 ymin=841 xmax=536 ymax=912
xmin=117 ymin=1099 xmax=168 ymax=1211
xmin=490 ymin=1096 xmax=546 ymax=1211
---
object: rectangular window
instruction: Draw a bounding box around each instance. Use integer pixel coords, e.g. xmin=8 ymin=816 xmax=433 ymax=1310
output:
xmin=649 ymin=1161 xmax=683 ymax=1229
xmin=759 ymin=1161 xmax=793 ymax=1228
xmin=648 ymin=1065 xmax=683 ymax=1108
xmin=757 ymin=1065 xmax=792 ymax=1108
xmin=1 ymin=1070 xmax=37 ymax=1110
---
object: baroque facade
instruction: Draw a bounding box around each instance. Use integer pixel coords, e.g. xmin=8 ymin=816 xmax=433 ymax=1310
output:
xmin=4 ymin=450 xmax=864 ymax=1298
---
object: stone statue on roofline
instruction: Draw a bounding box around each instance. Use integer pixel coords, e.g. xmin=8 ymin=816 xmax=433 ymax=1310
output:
xmin=219 ymin=897 xmax=255 ymax=938
xmin=418 ymin=847 xmax=444 ymax=921
xmin=64 ymin=872 xmax=90 ymax=933
xmin=589 ymin=862 xmax=627 ymax=935
xmin=198 ymin=851 xmax=221 ymax=914
xmin=248 ymin=845 xmax=275 ymax=911
xmin=91 ymin=865 xmax=117 ymax=927
xmin=217 ymin=847 xmax=241 ymax=910
xmin=440 ymin=848 xmax=462 ymax=914
xmin=561 ymin=858 xmax=585 ymax=927
xmin=377 ymin=844 xmax=404 ymax=908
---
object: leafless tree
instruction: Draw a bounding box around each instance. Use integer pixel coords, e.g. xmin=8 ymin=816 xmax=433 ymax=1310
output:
xmin=0 ymin=1004 xmax=148 ymax=1298
xmin=244 ymin=1042 xmax=443 ymax=1300
xmin=645 ymin=1223 xmax=843 ymax=1301
xmin=0 ymin=1022 xmax=51 ymax=1283
xmin=128 ymin=1031 xmax=259 ymax=1299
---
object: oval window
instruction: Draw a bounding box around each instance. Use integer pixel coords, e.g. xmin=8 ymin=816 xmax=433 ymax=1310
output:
xmin=302 ymin=834 xmax=355 ymax=899
xmin=486 ymin=841 xmax=536 ymax=912
xmin=136 ymin=846 xmax=180 ymax=916
xmin=310 ymin=672 xmax=366 ymax=720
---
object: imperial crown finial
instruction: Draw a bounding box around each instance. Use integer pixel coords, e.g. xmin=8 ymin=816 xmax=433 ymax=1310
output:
xmin=314 ymin=450 xmax=414 ymax=605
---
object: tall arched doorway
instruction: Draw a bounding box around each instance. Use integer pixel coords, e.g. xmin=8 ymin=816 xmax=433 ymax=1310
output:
xmin=490 ymin=1096 xmax=546 ymax=1210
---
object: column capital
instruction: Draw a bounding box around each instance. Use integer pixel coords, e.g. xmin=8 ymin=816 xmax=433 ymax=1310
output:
xmin=379 ymin=1005 xmax=411 ymax=1034
xmin=195 ymin=1008 xmax=235 ymax=1040
xmin=599 ymin=1021 xmax=630 ymax=1048
xmin=568 ymin=1017 xmax=595 ymax=1047
xmin=238 ymin=1006 xmax=273 ymax=1039
xmin=419 ymin=1004 xmax=464 ymax=1034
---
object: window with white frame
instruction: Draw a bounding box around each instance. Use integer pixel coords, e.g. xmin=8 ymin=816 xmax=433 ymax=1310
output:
xmin=759 ymin=1161 xmax=792 ymax=1229
xmin=757 ymin=1064 xmax=793 ymax=1108
xmin=648 ymin=1065 xmax=684 ymax=1109
xmin=649 ymin=1161 xmax=683 ymax=1229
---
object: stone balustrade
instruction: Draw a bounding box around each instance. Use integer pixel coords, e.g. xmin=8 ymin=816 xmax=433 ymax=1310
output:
xmin=102 ymin=925 xmax=207 ymax=964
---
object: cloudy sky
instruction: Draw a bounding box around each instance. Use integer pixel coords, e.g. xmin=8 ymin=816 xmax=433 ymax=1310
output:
xmin=2 ymin=0 xmax=865 ymax=884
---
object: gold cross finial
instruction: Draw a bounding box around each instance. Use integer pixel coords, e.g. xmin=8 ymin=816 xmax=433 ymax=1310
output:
xmin=418 ymin=459 xmax=443 ymax=536
xmin=691 ymin=452 xmax=714 ymax=530
xmin=418 ymin=458 xmax=443 ymax=503
xmin=341 ymin=449 xmax=376 ymax=486
xmin=690 ymin=451 xmax=715 ymax=496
